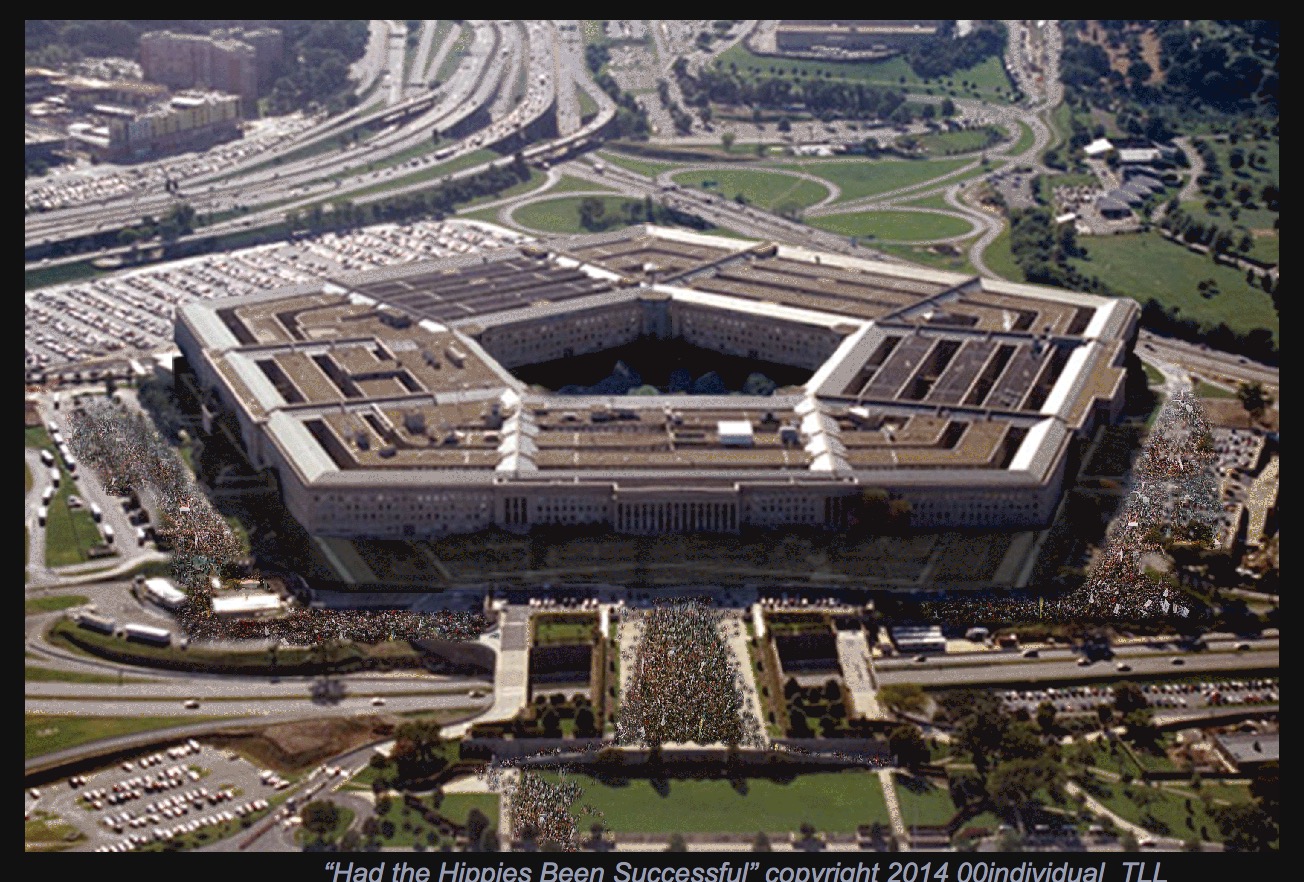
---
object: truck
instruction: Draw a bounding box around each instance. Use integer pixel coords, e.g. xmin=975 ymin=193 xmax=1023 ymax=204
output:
xmin=90 ymin=502 xmax=103 ymax=523
xmin=123 ymin=623 xmax=172 ymax=646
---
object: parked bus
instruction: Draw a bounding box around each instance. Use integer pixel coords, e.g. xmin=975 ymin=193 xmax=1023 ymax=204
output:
xmin=102 ymin=524 xmax=115 ymax=544
xmin=39 ymin=450 xmax=54 ymax=467
xmin=123 ymin=623 xmax=171 ymax=646
xmin=90 ymin=502 xmax=103 ymax=523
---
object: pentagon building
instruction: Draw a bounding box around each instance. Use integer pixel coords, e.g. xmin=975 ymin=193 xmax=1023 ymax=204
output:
xmin=176 ymin=225 xmax=1138 ymax=539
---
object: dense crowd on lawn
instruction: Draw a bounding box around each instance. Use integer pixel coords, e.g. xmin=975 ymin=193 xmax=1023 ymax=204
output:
xmin=617 ymin=600 xmax=762 ymax=748
xmin=68 ymin=398 xmax=241 ymax=590
xmin=68 ymin=398 xmax=485 ymax=645
xmin=495 ymin=769 xmax=585 ymax=851
xmin=923 ymin=389 xmax=1221 ymax=626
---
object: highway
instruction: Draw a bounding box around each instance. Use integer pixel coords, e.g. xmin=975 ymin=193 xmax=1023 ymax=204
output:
xmin=876 ymin=647 xmax=1279 ymax=688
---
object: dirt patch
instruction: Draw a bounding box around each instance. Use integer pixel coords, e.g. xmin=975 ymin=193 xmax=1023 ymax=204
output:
xmin=1197 ymin=398 xmax=1279 ymax=432
xmin=1081 ymin=21 xmax=1163 ymax=84
xmin=205 ymin=716 xmax=393 ymax=774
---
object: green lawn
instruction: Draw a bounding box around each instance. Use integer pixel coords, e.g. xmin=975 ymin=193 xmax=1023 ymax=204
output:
xmin=297 ymin=806 xmax=355 ymax=846
xmin=598 ymin=150 xmax=687 ymax=179
xmin=1005 ymin=121 xmax=1037 ymax=157
xmin=336 ymin=148 xmax=501 ymax=201
xmin=25 ymin=260 xmax=111 ymax=292
xmin=714 ymin=43 xmax=1015 ymax=103
xmin=981 ymin=223 xmax=1022 ymax=281
xmin=1077 ymin=773 xmax=1245 ymax=843
xmin=25 ymin=594 xmax=90 ymax=615
xmin=547 ymin=174 xmax=619 ymax=195
xmin=24 ymin=810 xmax=85 ymax=850
xmin=1067 ymin=231 xmax=1278 ymax=343
xmin=1140 ymin=360 xmax=1165 ymax=386
xmin=894 ymin=774 xmax=959 ymax=826
xmin=373 ymin=796 xmax=454 ymax=849
xmin=870 ymin=242 xmax=976 ymax=275
xmin=535 ymin=618 xmax=598 ymax=644
xmin=44 ymin=478 xmax=110 ymax=568
xmin=27 ymin=426 xmax=110 ymax=567
xmin=809 ymin=209 xmax=975 ymax=242
xmin=536 ymin=769 xmax=889 ymax=834
xmin=455 ymin=169 xmax=549 ymax=213
xmin=25 ymin=714 xmax=223 ymax=760
xmin=511 ymin=196 xmax=638 ymax=234
xmin=25 ymin=665 xmax=147 ymax=684
xmin=439 ymin=793 xmax=500 ymax=826
xmin=671 ymin=169 xmax=829 ymax=213
xmin=26 ymin=461 xmax=33 ymax=493
xmin=907 ymin=126 xmax=1007 ymax=157
xmin=434 ymin=23 xmax=473 ymax=86
xmin=576 ymin=84 xmax=599 ymax=121
xmin=1194 ymin=379 xmax=1235 ymax=399
xmin=780 ymin=157 xmax=973 ymax=205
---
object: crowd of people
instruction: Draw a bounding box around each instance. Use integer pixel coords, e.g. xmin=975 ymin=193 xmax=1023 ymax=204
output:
xmin=184 ymin=606 xmax=488 ymax=645
xmin=617 ymin=600 xmax=762 ymax=748
xmin=920 ymin=389 xmax=1221 ymax=626
xmin=68 ymin=397 xmax=486 ymax=646
xmin=68 ymin=398 xmax=242 ymax=594
xmin=495 ymin=769 xmax=584 ymax=851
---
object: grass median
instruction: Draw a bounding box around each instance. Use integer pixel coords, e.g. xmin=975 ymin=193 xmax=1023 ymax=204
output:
xmin=46 ymin=618 xmax=427 ymax=678
xmin=25 ymin=713 xmax=226 ymax=760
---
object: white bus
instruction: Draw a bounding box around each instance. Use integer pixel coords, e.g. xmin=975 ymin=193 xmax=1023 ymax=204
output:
xmin=39 ymin=450 xmax=54 ymax=467
xmin=102 ymin=524 xmax=115 ymax=544
xmin=90 ymin=502 xmax=103 ymax=522
xmin=49 ymin=467 xmax=60 ymax=488
xmin=37 ymin=506 xmax=48 ymax=526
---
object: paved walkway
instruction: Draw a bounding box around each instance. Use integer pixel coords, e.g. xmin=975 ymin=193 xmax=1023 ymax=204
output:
xmin=879 ymin=769 xmax=907 ymax=842
xmin=836 ymin=629 xmax=887 ymax=721
xmin=722 ymin=612 xmax=769 ymax=745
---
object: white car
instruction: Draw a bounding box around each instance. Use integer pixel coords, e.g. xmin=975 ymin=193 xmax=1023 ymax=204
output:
xmin=370 ymin=696 xmax=386 ymax=706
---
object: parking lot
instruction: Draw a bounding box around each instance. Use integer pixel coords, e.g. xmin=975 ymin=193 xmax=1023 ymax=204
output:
xmin=24 ymin=740 xmax=293 ymax=852
xmin=998 ymin=676 xmax=1280 ymax=715
xmin=25 ymin=219 xmax=530 ymax=379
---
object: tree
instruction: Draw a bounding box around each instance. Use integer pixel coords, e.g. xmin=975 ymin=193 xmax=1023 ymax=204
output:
xmin=1119 ymin=830 xmax=1139 ymax=851
xmin=988 ymin=758 xmax=1058 ymax=830
xmin=301 ymin=799 xmax=342 ymax=844
xmin=1212 ymin=802 xmax=1278 ymax=852
xmin=888 ymin=724 xmax=929 ymax=768
xmin=1035 ymin=700 xmax=1058 ymax=735
xmin=574 ymin=705 xmax=598 ymax=737
xmin=1113 ymin=682 xmax=1148 ymax=715
xmin=752 ymin=831 xmax=772 ymax=851
xmin=1236 ymin=381 xmax=1273 ymax=422
xmin=877 ymin=683 xmax=927 ymax=714
xmin=391 ymin=718 xmax=448 ymax=784
xmin=577 ymin=196 xmax=607 ymax=232
xmin=465 ymin=807 xmax=491 ymax=848
xmin=665 ymin=833 xmax=688 ymax=852
xmin=1250 ymin=761 xmax=1279 ymax=814
xmin=721 ymin=131 xmax=736 ymax=152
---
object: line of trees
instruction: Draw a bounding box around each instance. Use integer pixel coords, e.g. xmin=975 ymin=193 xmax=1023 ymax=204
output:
xmin=284 ymin=155 xmax=531 ymax=233
xmin=675 ymin=58 xmax=911 ymax=124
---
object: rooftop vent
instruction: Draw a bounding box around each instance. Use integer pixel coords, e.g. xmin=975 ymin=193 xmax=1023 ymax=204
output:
xmin=378 ymin=445 xmax=397 ymax=458
xmin=403 ymin=411 xmax=426 ymax=434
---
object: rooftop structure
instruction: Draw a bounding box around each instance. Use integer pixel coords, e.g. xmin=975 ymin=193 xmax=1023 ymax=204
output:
xmin=177 ymin=225 xmax=1138 ymax=539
